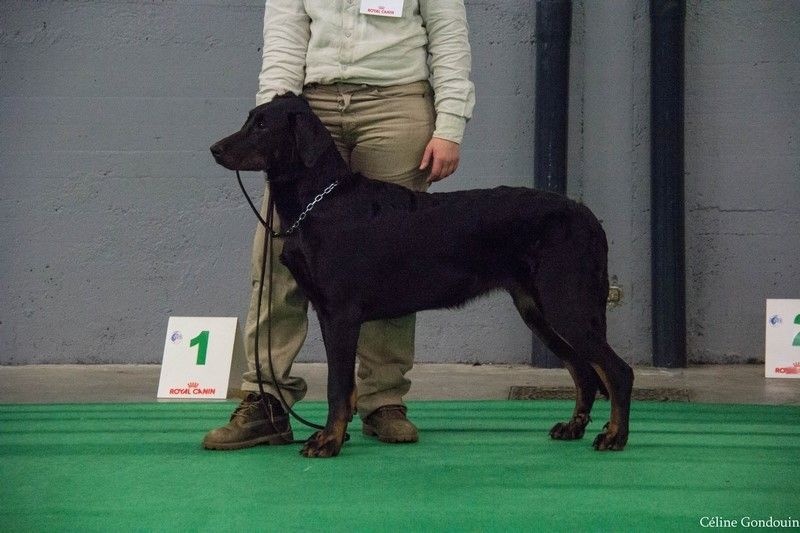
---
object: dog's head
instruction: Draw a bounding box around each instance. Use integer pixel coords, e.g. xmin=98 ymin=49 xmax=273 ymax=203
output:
xmin=210 ymin=94 xmax=332 ymax=174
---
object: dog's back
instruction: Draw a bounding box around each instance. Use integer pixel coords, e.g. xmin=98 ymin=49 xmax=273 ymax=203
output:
xmin=283 ymin=174 xmax=608 ymax=323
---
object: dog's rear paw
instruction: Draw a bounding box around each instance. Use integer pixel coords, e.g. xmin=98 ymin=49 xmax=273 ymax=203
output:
xmin=549 ymin=414 xmax=591 ymax=440
xmin=592 ymin=422 xmax=628 ymax=451
xmin=301 ymin=430 xmax=343 ymax=458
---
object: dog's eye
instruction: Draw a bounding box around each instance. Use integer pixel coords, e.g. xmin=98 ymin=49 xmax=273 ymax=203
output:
xmin=255 ymin=118 xmax=267 ymax=129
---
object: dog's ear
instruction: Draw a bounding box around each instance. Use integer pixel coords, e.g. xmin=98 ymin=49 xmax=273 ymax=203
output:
xmin=290 ymin=111 xmax=331 ymax=168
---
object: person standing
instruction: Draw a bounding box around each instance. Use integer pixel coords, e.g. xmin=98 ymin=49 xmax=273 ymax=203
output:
xmin=203 ymin=0 xmax=475 ymax=450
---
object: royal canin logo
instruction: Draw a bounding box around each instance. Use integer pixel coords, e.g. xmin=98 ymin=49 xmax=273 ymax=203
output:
xmin=775 ymin=363 xmax=800 ymax=374
xmin=169 ymin=381 xmax=216 ymax=395
xmin=367 ymin=6 xmax=396 ymax=15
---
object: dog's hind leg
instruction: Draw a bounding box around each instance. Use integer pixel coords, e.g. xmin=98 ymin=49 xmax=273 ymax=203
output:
xmin=509 ymin=288 xmax=600 ymax=440
xmin=514 ymin=209 xmax=633 ymax=450
xmin=526 ymin=282 xmax=632 ymax=450
xmin=551 ymin=361 xmax=602 ymax=440
xmin=301 ymin=313 xmax=360 ymax=458
xmin=522 ymin=285 xmax=632 ymax=450
xmin=585 ymin=343 xmax=633 ymax=450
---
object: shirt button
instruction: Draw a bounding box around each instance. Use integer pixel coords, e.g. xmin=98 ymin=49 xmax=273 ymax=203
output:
xmin=345 ymin=31 xmax=352 ymax=38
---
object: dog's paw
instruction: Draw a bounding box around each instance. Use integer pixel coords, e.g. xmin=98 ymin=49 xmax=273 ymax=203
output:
xmin=592 ymin=422 xmax=628 ymax=451
xmin=300 ymin=430 xmax=343 ymax=458
xmin=549 ymin=414 xmax=591 ymax=440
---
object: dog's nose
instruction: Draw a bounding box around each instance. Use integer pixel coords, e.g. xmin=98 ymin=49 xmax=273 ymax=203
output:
xmin=210 ymin=142 xmax=224 ymax=159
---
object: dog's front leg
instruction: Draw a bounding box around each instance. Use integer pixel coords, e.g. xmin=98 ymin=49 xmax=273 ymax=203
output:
xmin=301 ymin=314 xmax=359 ymax=458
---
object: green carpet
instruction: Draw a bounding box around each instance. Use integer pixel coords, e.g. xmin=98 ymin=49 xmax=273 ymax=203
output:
xmin=2 ymin=401 xmax=799 ymax=532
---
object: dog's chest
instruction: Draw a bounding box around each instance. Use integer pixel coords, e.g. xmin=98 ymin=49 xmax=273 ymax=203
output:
xmin=278 ymin=240 xmax=324 ymax=303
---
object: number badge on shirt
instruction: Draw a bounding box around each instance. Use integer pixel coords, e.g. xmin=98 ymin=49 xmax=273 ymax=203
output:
xmin=360 ymin=0 xmax=404 ymax=18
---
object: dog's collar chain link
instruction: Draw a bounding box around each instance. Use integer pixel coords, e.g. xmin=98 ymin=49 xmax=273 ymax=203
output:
xmin=273 ymin=181 xmax=339 ymax=238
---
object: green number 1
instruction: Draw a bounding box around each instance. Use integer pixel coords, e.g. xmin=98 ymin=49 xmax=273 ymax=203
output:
xmin=190 ymin=330 xmax=210 ymax=365
xmin=793 ymin=315 xmax=800 ymax=347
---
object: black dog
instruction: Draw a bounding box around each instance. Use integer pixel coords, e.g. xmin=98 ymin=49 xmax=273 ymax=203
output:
xmin=211 ymin=95 xmax=633 ymax=458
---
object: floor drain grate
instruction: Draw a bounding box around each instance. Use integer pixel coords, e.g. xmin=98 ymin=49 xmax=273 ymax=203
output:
xmin=508 ymin=386 xmax=691 ymax=402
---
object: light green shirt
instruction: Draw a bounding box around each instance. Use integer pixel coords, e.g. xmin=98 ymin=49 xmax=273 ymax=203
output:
xmin=257 ymin=0 xmax=475 ymax=144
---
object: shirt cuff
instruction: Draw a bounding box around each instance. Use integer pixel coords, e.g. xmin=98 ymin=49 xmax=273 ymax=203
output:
xmin=256 ymin=87 xmax=300 ymax=106
xmin=255 ymin=90 xmax=275 ymax=107
xmin=433 ymin=113 xmax=467 ymax=144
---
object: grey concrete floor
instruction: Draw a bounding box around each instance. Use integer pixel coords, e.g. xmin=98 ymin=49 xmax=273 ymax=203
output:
xmin=1 ymin=363 xmax=799 ymax=405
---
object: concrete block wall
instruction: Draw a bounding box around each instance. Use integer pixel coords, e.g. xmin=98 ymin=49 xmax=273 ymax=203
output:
xmin=684 ymin=0 xmax=800 ymax=362
xmin=1 ymin=1 xmax=265 ymax=363
xmin=1 ymin=0 xmax=798 ymax=366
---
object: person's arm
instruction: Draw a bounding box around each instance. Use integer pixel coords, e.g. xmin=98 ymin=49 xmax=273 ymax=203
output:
xmin=256 ymin=0 xmax=311 ymax=105
xmin=419 ymin=0 xmax=476 ymax=182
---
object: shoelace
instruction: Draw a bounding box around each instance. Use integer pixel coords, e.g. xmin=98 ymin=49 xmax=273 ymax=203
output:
xmin=229 ymin=399 xmax=259 ymax=422
xmin=230 ymin=395 xmax=284 ymax=422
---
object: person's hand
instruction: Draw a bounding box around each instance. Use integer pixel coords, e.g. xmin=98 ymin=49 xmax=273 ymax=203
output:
xmin=419 ymin=137 xmax=461 ymax=183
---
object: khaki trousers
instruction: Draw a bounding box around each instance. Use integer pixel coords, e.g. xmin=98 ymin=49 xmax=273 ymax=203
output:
xmin=241 ymin=81 xmax=435 ymax=418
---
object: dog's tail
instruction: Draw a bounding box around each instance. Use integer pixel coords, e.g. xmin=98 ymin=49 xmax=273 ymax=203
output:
xmin=579 ymin=203 xmax=612 ymax=400
xmin=582 ymin=203 xmax=611 ymax=323
xmin=513 ymin=201 xmax=613 ymax=399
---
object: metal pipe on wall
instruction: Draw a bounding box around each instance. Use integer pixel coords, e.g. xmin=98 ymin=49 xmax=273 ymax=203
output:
xmin=532 ymin=0 xmax=572 ymax=368
xmin=650 ymin=0 xmax=687 ymax=368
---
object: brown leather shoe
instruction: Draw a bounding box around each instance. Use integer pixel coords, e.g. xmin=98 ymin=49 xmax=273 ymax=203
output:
xmin=362 ymin=405 xmax=418 ymax=443
xmin=202 ymin=392 xmax=293 ymax=450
